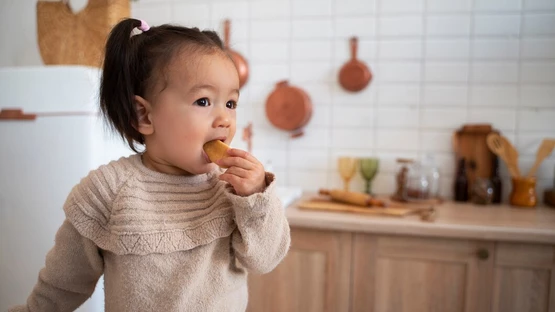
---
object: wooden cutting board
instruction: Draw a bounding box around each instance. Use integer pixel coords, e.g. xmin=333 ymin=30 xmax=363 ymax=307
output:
xmin=297 ymin=199 xmax=434 ymax=217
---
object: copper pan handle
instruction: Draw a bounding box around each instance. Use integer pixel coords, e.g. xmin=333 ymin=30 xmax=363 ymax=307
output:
xmin=350 ymin=37 xmax=358 ymax=60
xmin=291 ymin=129 xmax=304 ymax=138
xmin=224 ymin=19 xmax=231 ymax=49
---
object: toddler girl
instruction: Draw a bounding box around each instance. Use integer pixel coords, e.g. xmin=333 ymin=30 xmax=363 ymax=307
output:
xmin=10 ymin=18 xmax=290 ymax=312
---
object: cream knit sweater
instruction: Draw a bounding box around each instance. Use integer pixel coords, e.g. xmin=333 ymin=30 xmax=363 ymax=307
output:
xmin=9 ymin=154 xmax=290 ymax=312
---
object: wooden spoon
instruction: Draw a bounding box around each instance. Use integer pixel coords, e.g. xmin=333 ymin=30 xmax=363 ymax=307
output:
xmin=500 ymin=136 xmax=520 ymax=177
xmin=487 ymin=133 xmax=518 ymax=177
xmin=527 ymin=139 xmax=555 ymax=178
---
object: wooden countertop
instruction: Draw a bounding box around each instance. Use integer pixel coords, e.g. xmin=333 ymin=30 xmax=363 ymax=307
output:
xmin=286 ymin=194 xmax=555 ymax=244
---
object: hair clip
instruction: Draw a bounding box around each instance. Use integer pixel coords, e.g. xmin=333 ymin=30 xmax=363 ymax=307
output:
xmin=138 ymin=20 xmax=150 ymax=32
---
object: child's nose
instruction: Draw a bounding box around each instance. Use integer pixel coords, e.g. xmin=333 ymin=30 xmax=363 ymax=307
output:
xmin=213 ymin=107 xmax=231 ymax=128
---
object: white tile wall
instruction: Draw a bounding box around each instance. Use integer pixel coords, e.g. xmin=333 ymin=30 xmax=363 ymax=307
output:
xmin=524 ymin=0 xmax=555 ymax=11
xmin=1 ymin=0 xmax=554 ymax=201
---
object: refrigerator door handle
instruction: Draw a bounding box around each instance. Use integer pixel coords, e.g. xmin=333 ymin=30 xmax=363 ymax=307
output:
xmin=0 ymin=108 xmax=37 ymax=121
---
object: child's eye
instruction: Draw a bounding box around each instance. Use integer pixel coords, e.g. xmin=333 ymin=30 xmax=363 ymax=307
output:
xmin=226 ymin=101 xmax=238 ymax=109
xmin=194 ymin=98 xmax=210 ymax=107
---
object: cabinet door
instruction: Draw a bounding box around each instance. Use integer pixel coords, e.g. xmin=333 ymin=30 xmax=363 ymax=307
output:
xmin=492 ymin=243 xmax=555 ymax=312
xmin=247 ymin=228 xmax=352 ymax=312
xmin=352 ymin=234 xmax=494 ymax=312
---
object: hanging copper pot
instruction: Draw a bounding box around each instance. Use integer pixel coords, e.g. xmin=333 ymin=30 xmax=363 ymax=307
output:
xmin=338 ymin=37 xmax=372 ymax=92
xmin=224 ymin=20 xmax=249 ymax=89
xmin=265 ymin=80 xmax=312 ymax=138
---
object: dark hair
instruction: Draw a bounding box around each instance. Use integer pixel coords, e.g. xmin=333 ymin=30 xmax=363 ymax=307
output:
xmin=100 ymin=18 xmax=225 ymax=153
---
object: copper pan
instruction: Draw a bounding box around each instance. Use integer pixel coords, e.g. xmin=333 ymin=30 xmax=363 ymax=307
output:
xmin=338 ymin=37 xmax=372 ymax=92
xmin=265 ymin=80 xmax=312 ymax=138
xmin=224 ymin=20 xmax=249 ymax=88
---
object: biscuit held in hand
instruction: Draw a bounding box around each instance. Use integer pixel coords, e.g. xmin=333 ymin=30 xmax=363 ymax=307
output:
xmin=203 ymin=140 xmax=230 ymax=168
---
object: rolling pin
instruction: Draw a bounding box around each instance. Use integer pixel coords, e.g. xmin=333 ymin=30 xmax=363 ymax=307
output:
xmin=319 ymin=189 xmax=386 ymax=207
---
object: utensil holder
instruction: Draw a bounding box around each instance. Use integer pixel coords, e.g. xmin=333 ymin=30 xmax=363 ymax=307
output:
xmin=509 ymin=177 xmax=537 ymax=208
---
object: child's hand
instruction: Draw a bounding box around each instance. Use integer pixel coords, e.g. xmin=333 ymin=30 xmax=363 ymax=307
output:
xmin=217 ymin=148 xmax=266 ymax=196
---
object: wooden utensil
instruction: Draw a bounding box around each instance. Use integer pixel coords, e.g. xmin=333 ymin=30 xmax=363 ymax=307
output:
xmin=527 ymin=139 xmax=555 ymax=178
xmin=298 ymin=199 xmax=432 ymax=217
xmin=265 ymin=80 xmax=312 ymax=137
xmin=319 ymin=189 xmax=385 ymax=207
xmin=297 ymin=199 xmax=434 ymax=218
xmin=224 ymin=20 xmax=249 ymax=88
xmin=487 ymin=133 xmax=518 ymax=177
xmin=37 ymin=0 xmax=130 ymax=67
xmin=500 ymin=136 xmax=521 ymax=177
xmin=338 ymin=37 xmax=372 ymax=92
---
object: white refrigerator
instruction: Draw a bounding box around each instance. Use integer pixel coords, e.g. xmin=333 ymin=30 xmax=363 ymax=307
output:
xmin=0 ymin=66 xmax=132 ymax=311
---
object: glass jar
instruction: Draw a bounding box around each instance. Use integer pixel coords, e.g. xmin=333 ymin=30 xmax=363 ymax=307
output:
xmin=391 ymin=158 xmax=413 ymax=201
xmin=422 ymin=154 xmax=440 ymax=199
xmin=405 ymin=160 xmax=430 ymax=200
xmin=404 ymin=155 xmax=440 ymax=201
xmin=471 ymin=178 xmax=494 ymax=205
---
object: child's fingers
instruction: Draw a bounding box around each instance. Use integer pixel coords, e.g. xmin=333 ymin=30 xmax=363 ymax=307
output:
xmin=227 ymin=148 xmax=260 ymax=164
xmin=223 ymin=166 xmax=249 ymax=178
xmin=218 ymin=156 xmax=254 ymax=170
xmin=219 ymin=172 xmax=241 ymax=186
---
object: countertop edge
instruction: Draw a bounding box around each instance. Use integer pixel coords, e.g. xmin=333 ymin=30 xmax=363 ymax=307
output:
xmin=287 ymin=216 xmax=555 ymax=244
xmin=285 ymin=195 xmax=555 ymax=244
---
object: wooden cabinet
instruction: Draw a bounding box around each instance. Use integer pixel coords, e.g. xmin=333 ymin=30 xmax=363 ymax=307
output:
xmin=246 ymin=228 xmax=352 ymax=312
xmin=352 ymin=235 xmax=494 ymax=312
xmin=248 ymin=228 xmax=555 ymax=312
xmin=492 ymin=243 xmax=555 ymax=312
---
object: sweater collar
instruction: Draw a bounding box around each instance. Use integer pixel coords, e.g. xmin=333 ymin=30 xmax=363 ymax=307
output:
xmin=129 ymin=154 xmax=222 ymax=185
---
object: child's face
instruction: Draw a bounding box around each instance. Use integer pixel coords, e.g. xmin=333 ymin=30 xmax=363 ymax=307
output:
xmin=144 ymin=51 xmax=240 ymax=175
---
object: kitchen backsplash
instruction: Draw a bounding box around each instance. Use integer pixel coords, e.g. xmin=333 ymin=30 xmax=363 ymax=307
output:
xmin=2 ymin=0 xmax=555 ymax=200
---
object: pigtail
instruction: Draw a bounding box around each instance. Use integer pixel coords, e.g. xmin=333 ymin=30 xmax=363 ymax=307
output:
xmin=100 ymin=18 xmax=144 ymax=153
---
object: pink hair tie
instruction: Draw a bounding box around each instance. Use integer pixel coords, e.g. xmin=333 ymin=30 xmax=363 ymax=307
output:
xmin=138 ymin=20 xmax=150 ymax=32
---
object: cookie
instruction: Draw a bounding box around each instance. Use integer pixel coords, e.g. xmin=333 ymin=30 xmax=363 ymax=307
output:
xmin=203 ymin=140 xmax=230 ymax=168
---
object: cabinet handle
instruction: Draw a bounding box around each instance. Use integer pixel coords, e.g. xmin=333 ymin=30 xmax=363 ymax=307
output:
xmin=476 ymin=249 xmax=489 ymax=260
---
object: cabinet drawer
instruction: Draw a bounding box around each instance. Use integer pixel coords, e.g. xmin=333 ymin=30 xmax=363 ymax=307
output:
xmin=352 ymin=234 xmax=494 ymax=312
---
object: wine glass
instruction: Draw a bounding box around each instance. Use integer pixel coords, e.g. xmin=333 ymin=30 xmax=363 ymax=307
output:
xmin=360 ymin=158 xmax=379 ymax=195
xmin=338 ymin=157 xmax=358 ymax=192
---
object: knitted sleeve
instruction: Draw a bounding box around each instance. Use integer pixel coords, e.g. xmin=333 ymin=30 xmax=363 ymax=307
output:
xmin=8 ymin=220 xmax=104 ymax=312
xmin=225 ymin=172 xmax=291 ymax=274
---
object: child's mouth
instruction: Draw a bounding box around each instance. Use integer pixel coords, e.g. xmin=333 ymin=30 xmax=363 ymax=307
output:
xmin=202 ymin=150 xmax=211 ymax=163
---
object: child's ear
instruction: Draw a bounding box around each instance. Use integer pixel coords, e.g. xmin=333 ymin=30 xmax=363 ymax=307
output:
xmin=134 ymin=95 xmax=154 ymax=135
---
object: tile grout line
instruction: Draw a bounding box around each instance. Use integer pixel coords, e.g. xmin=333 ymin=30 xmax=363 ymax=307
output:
xmin=328 ymin=0 xmax=335 ymax=189
xmin=467 ymin=0 xmax=476 ymax=126
xmin=285 ymin=0 xmax=293 ymax=187
xmin=515 ymin=0 xmax=525 ymax=152
xmin=418 ymin=0 xmax=428 ymax=157
xmin=372 ymin=0 xmax=381 ymax=159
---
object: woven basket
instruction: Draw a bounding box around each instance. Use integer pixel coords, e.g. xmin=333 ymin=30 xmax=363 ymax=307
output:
xmin=37 ymin=0 xmax=130 ymax=68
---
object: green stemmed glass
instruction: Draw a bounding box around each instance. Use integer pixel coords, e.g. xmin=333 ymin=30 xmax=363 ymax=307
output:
xmin=360 ymin=158 xmax=379 ymax=195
